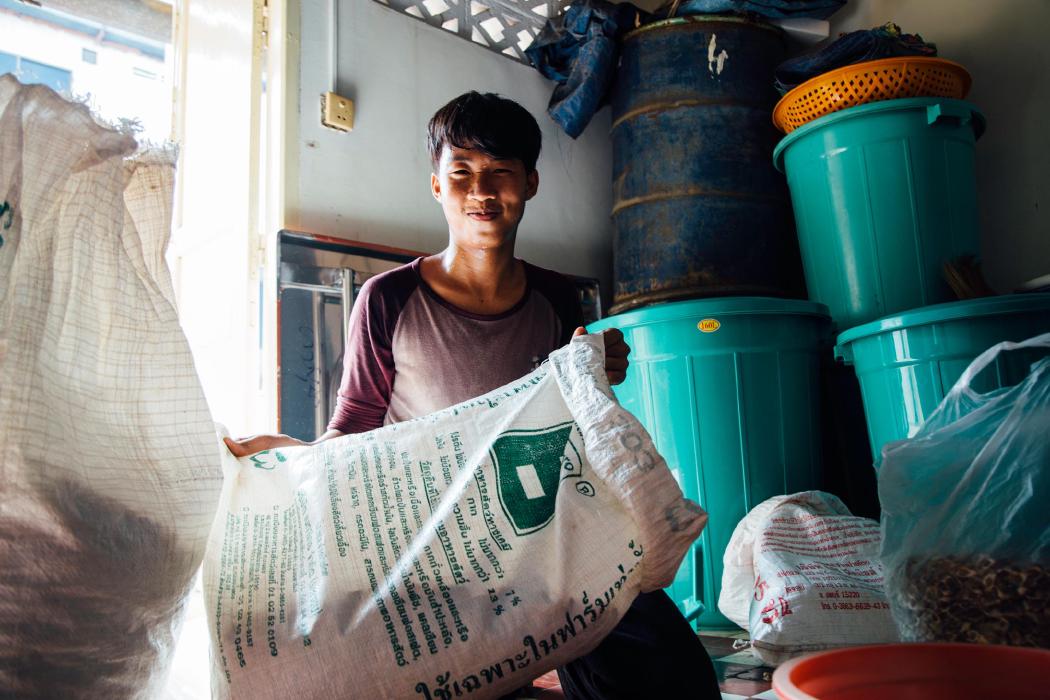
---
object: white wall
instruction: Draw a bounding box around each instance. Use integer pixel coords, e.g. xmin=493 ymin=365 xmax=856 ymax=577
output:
xmin=288 ymin=0 xmax=614 ymax=284
xmin=829 ymin=0 xmax=1050 ymax=293
xmin=170 ymin=0 xmax=264 ymax=438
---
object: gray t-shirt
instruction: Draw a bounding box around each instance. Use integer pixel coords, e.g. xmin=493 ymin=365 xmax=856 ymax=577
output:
xmin=328 ymin=257 xmax=583 ymax=433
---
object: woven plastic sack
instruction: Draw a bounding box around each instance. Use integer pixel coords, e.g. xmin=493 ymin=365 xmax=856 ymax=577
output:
xmin=0 ymin=75 xmax=222 ymax=697
xmin=719 ymin=491 xmax=898 ymax=664
xmin=205 ymin=335 xmax=706 ymax=699
xmin=880 ymin=333 xmax=1050 ymax=648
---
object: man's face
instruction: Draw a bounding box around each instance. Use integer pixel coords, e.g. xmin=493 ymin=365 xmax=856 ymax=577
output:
xmin=431 ymin=145 xmax=539 ymax=250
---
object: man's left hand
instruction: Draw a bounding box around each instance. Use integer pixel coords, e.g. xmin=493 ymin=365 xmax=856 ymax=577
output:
xmin=574 ymin=326 xmax=630 ymax=385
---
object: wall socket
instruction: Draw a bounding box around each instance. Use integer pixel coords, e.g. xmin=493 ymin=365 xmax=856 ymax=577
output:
xmin=322 ymin=91 xmax=354 ymax=132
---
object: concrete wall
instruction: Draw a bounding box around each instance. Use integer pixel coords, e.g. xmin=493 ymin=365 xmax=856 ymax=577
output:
xmin=286 ymin=0 xmax=1049 ymax=294
xmin=288 ymin=0 xmax=615 ymax=284
xmin=829 ymin=0 xmax=1050 ymax=292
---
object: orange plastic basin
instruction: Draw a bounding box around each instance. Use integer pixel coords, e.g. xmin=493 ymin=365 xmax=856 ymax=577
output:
xmin=772 ymin=643 xmax=1050 ymax=700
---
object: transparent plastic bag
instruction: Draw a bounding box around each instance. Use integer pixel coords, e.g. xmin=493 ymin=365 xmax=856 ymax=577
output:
xmin=879 ymin=332 xmax=1050 ymax=647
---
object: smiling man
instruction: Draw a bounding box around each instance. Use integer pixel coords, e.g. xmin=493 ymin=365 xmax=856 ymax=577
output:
xmin=226 ymin=91 xmax=717 ymax=699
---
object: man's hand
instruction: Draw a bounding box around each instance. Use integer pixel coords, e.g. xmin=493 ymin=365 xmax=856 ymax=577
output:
xmin=223 ymin=434 xmax=305 ymax=458
xmin=574 ymin=326 xmax=631 ymax=385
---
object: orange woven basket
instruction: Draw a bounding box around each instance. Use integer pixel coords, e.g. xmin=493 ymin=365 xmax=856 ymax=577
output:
xmin=773 ymin=57 xmax=972 ymax=133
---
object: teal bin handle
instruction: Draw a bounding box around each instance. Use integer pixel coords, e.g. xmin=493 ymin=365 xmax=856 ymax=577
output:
xmin=834 ymin=343 xmax=855 ymax=365
xmin=683 ymin=603 xmax=705 ymax=623
xmin=950 ymin=332 xmax=1050 ymax=398
xmin=927 ymin=102 xmax=986 ymax=138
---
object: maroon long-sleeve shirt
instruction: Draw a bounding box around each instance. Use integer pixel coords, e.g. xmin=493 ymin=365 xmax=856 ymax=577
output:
xmin=327 ymin=257 xmax=583 ymax=434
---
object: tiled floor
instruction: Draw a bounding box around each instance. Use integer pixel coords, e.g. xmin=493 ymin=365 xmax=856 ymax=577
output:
xmin=700 ymin=629 xmax=777 ymax=700
xmin=523 ymin=629 xmax=779 ymax=700
xmin=721 ymin=692 xmax=779 ymax=700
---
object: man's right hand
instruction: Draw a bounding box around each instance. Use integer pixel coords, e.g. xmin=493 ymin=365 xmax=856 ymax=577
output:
xmin=223 ymin=434 xmax=305 ymax=458
xmin=223 ymin=428 xmax=347 ymax=458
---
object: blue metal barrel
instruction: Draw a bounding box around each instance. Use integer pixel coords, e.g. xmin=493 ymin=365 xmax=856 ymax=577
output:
xmin=611 ymin=16 xmax=804 ymax=313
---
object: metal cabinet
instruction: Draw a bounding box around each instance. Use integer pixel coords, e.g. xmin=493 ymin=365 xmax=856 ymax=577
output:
xmin=277 ymin=230 xmax=417 ymax=440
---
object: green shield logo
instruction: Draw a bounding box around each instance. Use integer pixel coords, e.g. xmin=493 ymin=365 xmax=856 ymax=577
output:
xmin=490 ymin=422 xmax=583 ymax=536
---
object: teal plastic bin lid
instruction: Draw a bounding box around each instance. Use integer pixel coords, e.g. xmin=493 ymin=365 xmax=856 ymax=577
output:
xmin=773 ymin=97 xmax=987 ymax=172
xmin=835 ymin=293 xmax=1050 ymax=350
xmin=593 ymin=296 xmax=830 ymax=328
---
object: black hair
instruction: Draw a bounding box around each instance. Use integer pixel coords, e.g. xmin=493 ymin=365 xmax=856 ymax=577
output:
xmin=426 ymin=91 xmax=542 ymax=173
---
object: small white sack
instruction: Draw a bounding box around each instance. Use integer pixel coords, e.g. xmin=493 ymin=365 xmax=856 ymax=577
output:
xmin=204 ymin=335 xmax=706 ymax=699
xmin=719 ymin=491 xmax=898 ymax=664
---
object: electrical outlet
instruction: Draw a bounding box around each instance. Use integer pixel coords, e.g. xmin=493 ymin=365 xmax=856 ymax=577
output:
xmin=322 ymin=91 xmax=354 ymax=132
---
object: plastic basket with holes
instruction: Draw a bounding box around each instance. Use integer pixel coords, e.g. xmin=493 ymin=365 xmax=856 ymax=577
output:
xmin=773 ymin=57 xmax=972 ymax=133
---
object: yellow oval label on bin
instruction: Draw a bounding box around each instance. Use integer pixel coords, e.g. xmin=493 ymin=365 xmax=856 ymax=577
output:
xmin=698 ymin=318 xmax=721 ymax=333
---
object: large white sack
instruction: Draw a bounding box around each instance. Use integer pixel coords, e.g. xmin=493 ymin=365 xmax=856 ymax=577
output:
xmin=205 ymin=335 xmax=707 ymax=699
xmin=0 ymin=76 xmax=222 ymax=697
xmin=719 ymin=492 xmax=897 ymax=665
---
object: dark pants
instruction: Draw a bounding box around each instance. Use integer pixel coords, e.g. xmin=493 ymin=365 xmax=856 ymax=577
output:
xmin=555 ymin=590 xmax=721 ymax=700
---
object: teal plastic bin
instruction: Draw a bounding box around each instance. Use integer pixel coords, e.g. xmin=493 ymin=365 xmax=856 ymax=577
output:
xmin=591 ymin=298 xmax=830 ymax=629
xmin=773 ymin=98 xmax=986 ymax=329
xmin=835 ymin=293 xmax=1050 ymax=467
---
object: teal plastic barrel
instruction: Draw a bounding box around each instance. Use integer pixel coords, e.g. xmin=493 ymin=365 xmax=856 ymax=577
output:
xmin=835 ymin=293 xmax=1050 ymax=467
xmin=773 ymin=98 xmax=986 ymax=329
xmin=591 ymin=298 xmax=830 ymax=629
